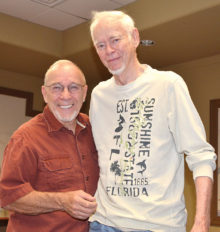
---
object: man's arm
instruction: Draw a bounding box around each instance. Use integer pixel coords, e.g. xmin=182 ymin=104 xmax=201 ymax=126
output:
xmin=4 ymin=189 xmax=97 ymax=220
xmin=191 ymin=176 xmax=213 ymax=232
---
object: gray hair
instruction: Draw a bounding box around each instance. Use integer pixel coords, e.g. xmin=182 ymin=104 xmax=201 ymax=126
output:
xmin=90 ymin=11 xmax=135 ymax=42
xmin=44 ymin=59 xmax=86 ymax=85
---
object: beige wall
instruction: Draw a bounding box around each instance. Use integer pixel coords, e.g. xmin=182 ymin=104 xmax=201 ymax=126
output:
xmin=0 ymin=68 xmax=44 ymax=111
xmin=0 ymin=13 xmax=62 ymax=57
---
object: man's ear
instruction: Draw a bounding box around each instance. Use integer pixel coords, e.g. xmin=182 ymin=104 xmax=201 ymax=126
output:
xmin=41 ymin=85 xmax=48 ymax=103
xmin=131 ymin=28 xmax=140 ymax=48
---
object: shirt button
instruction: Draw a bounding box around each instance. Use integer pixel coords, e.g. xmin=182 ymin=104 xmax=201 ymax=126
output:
xmin=82 ymin=154 xmax=85 ymax=160
xmin=85 ymin=176 xmax=89 ymax=181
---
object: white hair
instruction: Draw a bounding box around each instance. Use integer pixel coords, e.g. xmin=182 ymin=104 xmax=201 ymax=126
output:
xmin=90 ymin=11 xmax=135 ymax=42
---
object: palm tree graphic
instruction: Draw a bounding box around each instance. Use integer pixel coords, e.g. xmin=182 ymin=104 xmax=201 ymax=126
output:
xmin=110 ymin=161 xmax=122 ymax=184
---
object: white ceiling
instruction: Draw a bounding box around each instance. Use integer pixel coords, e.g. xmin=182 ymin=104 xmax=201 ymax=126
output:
xmin=0 ymin=0 xmax=136 ymax=31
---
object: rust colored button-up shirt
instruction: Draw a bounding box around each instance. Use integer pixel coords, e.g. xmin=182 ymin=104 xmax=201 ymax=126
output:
xmin=0 ymin=106 xmax=99 ymax=232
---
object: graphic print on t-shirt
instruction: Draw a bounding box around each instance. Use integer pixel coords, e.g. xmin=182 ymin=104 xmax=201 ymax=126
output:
xmin=107 ymin=97 xmax=155 ymax=197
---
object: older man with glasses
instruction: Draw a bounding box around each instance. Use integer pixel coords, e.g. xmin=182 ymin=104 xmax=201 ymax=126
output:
xmin=0 ymin=60 xmax=99 ymax=232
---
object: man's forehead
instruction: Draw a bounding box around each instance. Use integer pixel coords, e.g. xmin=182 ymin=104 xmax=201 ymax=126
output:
xmin=93 ymin=24 xmax=127 ymax=41
xmin=47 ymin=66 xmax=83 ymax=83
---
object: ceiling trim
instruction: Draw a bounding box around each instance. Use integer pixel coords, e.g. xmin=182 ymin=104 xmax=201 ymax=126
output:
xmin=30 ymin=0 xmax=66 ymax=7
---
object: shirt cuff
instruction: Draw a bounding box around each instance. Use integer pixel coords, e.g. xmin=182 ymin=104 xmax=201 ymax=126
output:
xmin=0 ymin=183 xmax=33 ymax=207
xmin=193 ymin=163 xmax=214 ymax=180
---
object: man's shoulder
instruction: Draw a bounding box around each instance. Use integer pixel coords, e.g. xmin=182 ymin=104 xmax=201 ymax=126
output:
xmin=151 ymin=67 xmax=181 ymax=83
xmin=92 ymin=78 xmax=113 ymax=92
xmin=12 ymin=112 xmax=44 ymax=138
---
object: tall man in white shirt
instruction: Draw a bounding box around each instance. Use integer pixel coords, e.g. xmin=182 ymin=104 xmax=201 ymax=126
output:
xmin=88 ymin=10 xmax=216 ymax=232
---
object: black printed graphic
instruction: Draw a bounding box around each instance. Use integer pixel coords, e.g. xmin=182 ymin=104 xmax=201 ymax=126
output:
xmin=115 ymin=114 xmax=125 ymax=132
xmin=136 ymin=159 xmax=146 ymax=175
xmin=110 ymin=161 xmax=121 ymax=184
xmin=108 ymin=97 xmax=155 ymax=197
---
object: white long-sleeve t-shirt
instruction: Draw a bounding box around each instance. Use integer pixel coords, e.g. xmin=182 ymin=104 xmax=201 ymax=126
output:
xmin=89 ymin=65 xmax=216 ymax=232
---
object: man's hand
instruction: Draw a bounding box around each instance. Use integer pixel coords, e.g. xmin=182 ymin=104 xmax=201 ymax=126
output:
xmin=59 ymin=190 xmax=97 ymax=220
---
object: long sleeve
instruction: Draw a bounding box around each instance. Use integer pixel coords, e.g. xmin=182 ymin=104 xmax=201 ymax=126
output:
xmin=167 ymin=75 xmax=216 ymax=179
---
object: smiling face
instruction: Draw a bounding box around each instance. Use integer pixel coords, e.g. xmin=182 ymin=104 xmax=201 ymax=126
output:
xmin=41 ymin=61 xmax=87 ymax=129
xmin=92 ymin=19 xmax=139 ymax=77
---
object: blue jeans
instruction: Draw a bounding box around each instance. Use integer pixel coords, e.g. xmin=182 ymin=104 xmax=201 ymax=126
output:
xmin=89 ymin=221 xmax=153 ymax=232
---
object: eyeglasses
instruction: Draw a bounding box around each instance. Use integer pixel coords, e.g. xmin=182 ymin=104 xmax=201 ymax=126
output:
xmin=44 ymin=82 xmax=86 ymax=95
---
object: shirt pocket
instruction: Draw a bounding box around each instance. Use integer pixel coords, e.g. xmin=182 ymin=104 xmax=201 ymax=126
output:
xmin=39 ymin=156 xmax=76 ymax=191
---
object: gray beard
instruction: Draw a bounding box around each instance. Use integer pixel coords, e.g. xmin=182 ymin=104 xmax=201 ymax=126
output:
xmin=108 ymin=64 xmax=125 ymax=76
xmin=54 ymin=110 xmax=78 ymax=123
